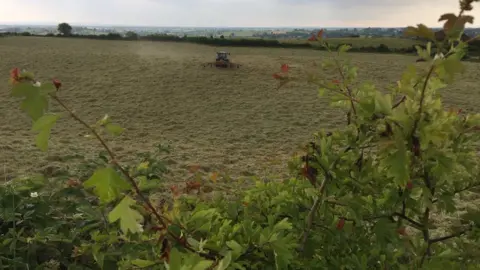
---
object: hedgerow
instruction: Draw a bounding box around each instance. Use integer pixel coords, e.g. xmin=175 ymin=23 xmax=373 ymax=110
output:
xmin=2 ymin=1 xmax=480 ymax=269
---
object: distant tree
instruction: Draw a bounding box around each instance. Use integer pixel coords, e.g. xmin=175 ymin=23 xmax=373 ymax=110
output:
xmin=125 ymin=31 xmax=139 ymax=40
xmin=58 ymin=22 xmax=73 ymax=36
xmin=220 ymin=35 xmax=225 ymax=39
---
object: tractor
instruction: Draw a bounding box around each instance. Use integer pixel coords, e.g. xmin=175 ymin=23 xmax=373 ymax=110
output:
xmin=203 ymin=51 xmax=241 ymax=68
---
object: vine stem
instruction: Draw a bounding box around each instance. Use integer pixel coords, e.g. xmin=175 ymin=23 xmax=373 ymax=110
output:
xmin=49 ymin=93 xmax=218 ymax=261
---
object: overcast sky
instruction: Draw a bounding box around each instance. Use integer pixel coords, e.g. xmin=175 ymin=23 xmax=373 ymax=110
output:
xmin=2 ymin=0 xmax=479 ymax=27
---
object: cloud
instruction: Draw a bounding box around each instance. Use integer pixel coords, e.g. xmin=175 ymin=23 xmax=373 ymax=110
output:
xmin=0 ymin=0 xmax=477 ymax=27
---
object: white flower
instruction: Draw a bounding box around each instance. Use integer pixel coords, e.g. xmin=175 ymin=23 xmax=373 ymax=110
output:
xmin=434 ymin=53 xmax=445 ymax=60
xmin=30 ymin=192 xmax=38 ymax=198
xmin=136 ymin=223 xmax=144 ymax=233
xmin=33 ymin=81 xmax=42 ymax=87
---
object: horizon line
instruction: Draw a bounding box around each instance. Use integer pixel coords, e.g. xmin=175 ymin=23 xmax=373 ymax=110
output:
xmin=2 ymin=22 xmax=480 ymax=29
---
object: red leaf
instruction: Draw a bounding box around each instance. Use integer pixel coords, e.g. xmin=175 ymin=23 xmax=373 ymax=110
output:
xmin=308 ymin=35 xmax=316 ymax=41
xmin=281 ymin=64 xmax=289 ymax=73
xmin=170 ymin=185 xmax=180 ymax=197
xmin=406 ymin=180 xmax=413 ymax=190
xmin=336 ymin=218 xmax=345 ymax=230
xmin=188 ymin=164 xmax=201 ymax=173
xmin=53 ymin=79 xmax=62 ymax=90
xmin=317 ymin=29 xmax=324 ymax=38
xmin=10 ymin=68 xmax=19 ymax=80
xmin=332 ymin=79 xmax=340 ymax=84
xmin=458 ymin=109 xmax=463 ymax=114
xmin=397 ymin=227 xmax=407 ymax=236
xmin=185 ymin=181 xmax=201 ymax=192
xmin=66 ymin=178 xmax=80 ymax=187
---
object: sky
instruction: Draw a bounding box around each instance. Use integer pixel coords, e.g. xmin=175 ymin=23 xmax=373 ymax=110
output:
xmin=1 ymin=0 xmax=479 ymax=27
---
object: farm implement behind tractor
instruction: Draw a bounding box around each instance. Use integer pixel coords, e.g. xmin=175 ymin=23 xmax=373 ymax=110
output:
xmin=203 ymin=51 xmax=241 ymax=68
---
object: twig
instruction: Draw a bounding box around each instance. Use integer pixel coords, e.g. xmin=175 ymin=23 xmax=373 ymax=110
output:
xmin=411 ymin=64 xmax=434 ymax=135
xmin=429 ymin=225 xmax=473 ymax=244
xmin=419 ymin=170 xmax=434 ymax=267
xmin=393 ymin=212 xmax=423 ymax=229
xmin=392 ymin=96 xmax=406 ymax=109
xmin=299 ymin=175 xmax=328 ymax=252
xmin=334 ymin=60 xmax=357 ymax=117
xmin=50 ymin=94 xmax=218 ymax=261
xmin=432 ymin=182 xmax=480 ymax=203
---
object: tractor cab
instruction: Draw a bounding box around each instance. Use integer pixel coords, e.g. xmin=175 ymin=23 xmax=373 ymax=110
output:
xmin=216 ymin=51 xmax=230 ymax=62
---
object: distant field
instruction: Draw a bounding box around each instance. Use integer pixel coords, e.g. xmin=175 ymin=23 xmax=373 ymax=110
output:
xmin=283 ymin=37 xmax=425 ymax=49
xmin=1 ymin=36 xmax=479 ymax=182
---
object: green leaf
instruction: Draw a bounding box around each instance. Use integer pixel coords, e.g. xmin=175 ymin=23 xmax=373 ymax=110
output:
xmin=338 ymin=44 xmax=352 ymax=53
xmin=373 ymin=218 xmax=396 ymax=244
xmin=97 ymin=114 xmax=110 ymax=126
xmin=346 ymin=66 xmax=358 ymax=81
xmin=437 ymin=56 xmax=465 ymax=83
xmin=385 ymin=147 xmax=409 ymax=186
xmin=31 ymin=113 xmax=60 ymax=151
xmin=415 ymin=45 xmax=430 ymax=60
xmin=426 ymin=42 xmax=432 ymax=56
xmin=226 ymin=240 xmax=243 ymax=259
xmin=20 ymin=92 xmax=49 ymax=121
xmin=105 ymin=123 xmax=124 ymax=136
xmin=318 ymin=87 xmax=326 ymax=97
xmin=32 ymin=113 xmax=60 ymax=132
xmin=35 ymin=129 xmax=51 ymax=152
xmin=273 ymin=218 xmax=292 ymax=231
xmin=38 ymin=82 xmax=57 ymax=95
xmin=375 ymin=93 xmax=392 ymax=115
xmin=92 ymin=245 xmax=105 ymax=268
xmin=215 ymin=251 xmax=231 ymax=270
xmin=404 ymin=24 xmax=435 ymax=40
xmin=83 ymin=167 xmax=131 ymax=203
xmin=193 ymin=261 xmax=214 ymax=270
xmin=11 ymin=83 xmax=35 ymax=97
xmin=461 ymin=208 xmax=480 ymax=225
xmin=108 ymin=195 xmax=144 ymax=234
xmin=131 ymin=259 xmax=156 ymax=268
xmin=168 ymin=248 xmax=182 ymax=270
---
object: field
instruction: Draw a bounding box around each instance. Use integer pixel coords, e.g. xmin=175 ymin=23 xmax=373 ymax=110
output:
xmin=1 ymin=36 xmax=480 ymax=183
xmin=283 ymin=37 xmax=425 ymax=49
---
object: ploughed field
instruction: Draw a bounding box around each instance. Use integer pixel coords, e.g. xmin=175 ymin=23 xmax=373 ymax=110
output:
xmin=1 ymin=36 xmax=480 ymax=182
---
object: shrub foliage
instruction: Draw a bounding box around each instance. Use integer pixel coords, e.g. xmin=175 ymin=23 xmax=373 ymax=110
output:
xmin=2 ymin=1 xmax=480 ymax=269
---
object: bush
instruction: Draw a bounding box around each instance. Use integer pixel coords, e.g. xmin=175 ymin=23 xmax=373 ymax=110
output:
xmin=125 ymin=31 xmax=139 ymax=40
xmin=3 ymin=1 xmax=480 ymax=269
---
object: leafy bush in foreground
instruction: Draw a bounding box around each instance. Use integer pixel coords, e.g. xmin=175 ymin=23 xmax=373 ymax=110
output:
xmin=3 ymin=1 xmax=480 ymax=269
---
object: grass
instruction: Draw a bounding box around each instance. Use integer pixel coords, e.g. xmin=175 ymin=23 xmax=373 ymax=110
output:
xmin=1 ymin=36 xmax=480 ymax=184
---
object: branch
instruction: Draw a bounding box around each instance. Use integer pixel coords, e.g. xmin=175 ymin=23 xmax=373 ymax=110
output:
xmin=429 ymin=225 xmax=473 ymax=244
xmin=313 ymin=81 xmax=360 ymax=103
xmin=334 ymin=59 xmax=357 ymax=117
xmin=432 ymin=182 xmax=480 ymax=203
xmin=392 ymin=96 xmax=406 ymax=109
xmin=299 ymin=171 xmax=329 ymax=252
xmin=393 ymin=212 xmax=423 ymax=229
xmin=50 ymin=94 xmax=218 ymax=261
xmin=411 ymin=64 xmax=435 ymax=136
